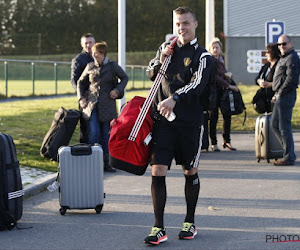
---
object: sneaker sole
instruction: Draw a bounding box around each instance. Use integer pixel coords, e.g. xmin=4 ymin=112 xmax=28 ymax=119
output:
xmin=144 ymin=235 xmax=168 ymax=245
xmin=178 ymin=230 xmax=197 ymax=240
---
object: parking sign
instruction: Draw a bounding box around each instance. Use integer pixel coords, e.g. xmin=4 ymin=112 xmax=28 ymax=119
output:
xmin=265 ymin=21 xmax=285 ymax=45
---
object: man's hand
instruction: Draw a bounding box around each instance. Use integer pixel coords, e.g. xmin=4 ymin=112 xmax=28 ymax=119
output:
xmin=160 ymin=45 xmax=174 ymax=64
xmin=110 ymin=89 xmax=119 ymax=99
xmin=79 ymin=98 xmax=87 ymax=109
xmin=157 ymin=97 xmax=176 ymax=119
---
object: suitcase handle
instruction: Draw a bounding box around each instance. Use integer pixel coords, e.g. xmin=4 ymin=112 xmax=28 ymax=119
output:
xmin=259 ymin=130 xmax=265 ymax=146
xmin=70 ymin=144 xmax=92 ymax=156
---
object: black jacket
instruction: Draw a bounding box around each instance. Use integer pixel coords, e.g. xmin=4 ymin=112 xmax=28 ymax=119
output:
xmin=255 ymin=61 xmax=277 ymax=102
xmin=272 ymin=49 xmax=300 ymax=96
xmin=71 ymin=50 xmax=94 ymax=90
xmin=146 ymin=38 xmax=213 ymax=125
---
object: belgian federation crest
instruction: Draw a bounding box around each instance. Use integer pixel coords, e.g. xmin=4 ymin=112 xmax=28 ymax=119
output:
xmin=184 ymin=57 xmax=192 ymax=67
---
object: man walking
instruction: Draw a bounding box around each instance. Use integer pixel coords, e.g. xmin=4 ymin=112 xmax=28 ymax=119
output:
xmin=272 ymin=34 xmax=300 ymax=166
xmin=144 ymin=6 xmax=213 ymax=245
xmin=71 ymin=33 xmax=95 ymax=143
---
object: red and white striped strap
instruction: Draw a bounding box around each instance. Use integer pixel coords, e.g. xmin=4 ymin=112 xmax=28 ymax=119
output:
xmin=128 ymin=37 xmax=178 ymax=141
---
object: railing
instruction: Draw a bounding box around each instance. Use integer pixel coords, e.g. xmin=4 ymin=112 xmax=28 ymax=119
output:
xmin=0 ymin=59 xmax=152 ymax=98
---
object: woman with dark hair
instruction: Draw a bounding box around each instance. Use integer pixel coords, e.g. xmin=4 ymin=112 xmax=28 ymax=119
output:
xmin=254 ymin=43 xmax=281 ymax=113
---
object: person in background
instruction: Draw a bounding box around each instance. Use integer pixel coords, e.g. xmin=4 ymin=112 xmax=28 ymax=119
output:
xmin=207 ymin=37 xmax=238 ymax=152
xmin=77 ymin=42 xmax=128 ymax=172
xmin=71 ymin=33 xmax=95 ymax=143
xmin=254 ymin=43 xmax=280 ymax=113
xmin=271 ymin=34 xmax=300 ymax=166
xmin=144 ymin=6 xmax=213 ymax=245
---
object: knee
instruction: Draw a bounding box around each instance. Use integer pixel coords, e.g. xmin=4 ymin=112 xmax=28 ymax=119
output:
xmin=183 ymin=167 xmax=198 ymax=176
xmin=152 ymin=165 xmax=168 ymax=176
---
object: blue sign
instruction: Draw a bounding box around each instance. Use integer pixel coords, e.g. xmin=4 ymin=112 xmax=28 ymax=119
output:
xmin=265 ymin=21 xmax=285 ymax=45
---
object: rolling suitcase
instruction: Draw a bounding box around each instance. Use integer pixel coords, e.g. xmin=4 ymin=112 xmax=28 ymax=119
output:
xmin=0 ymin=133 xmax=23 ymax=230
xmin=58 ymin=144 xmax=104 ymax=215
xmin=40 ymin=107 xmax=80 ymax=161
xmin=255 ymin=114 xmax=283 ymax=163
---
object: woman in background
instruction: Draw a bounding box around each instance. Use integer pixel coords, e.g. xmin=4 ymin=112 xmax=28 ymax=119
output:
xmin=77 ymin=41 xmax=128 ymax=172
xmin=208 ymin=37 xmax=239 ymax=151
xmin=254 ymin=43 xmax=280 ymax=113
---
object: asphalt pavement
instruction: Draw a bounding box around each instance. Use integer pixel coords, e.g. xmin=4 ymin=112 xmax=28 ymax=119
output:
xmin=1 ymin=133 xmax=300 ymax=250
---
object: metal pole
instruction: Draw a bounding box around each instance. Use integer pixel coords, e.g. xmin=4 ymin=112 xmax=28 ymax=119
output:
xmin=4 ymin=61 xmax=8 ymax=98
xmin=54 ymin=63 xmax=58 ymax=95
xmin=205 ymin=0 xmax=215 ymax=49
xmin=31 ymin=62 xmax=35 ymax=96
xmin=118 ymin=0 xmax=126 ymax=111
xmin=131 ymin=66 xmax=134 ymax=89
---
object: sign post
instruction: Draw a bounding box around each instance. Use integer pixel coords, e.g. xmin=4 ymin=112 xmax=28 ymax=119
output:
xmin=265 ymin=21 xmax=285 ymax=45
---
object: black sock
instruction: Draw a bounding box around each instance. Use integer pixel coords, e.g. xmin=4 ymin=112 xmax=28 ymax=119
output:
xmin=151 ymin=176 xmax=166 ymax=228
xmin=184 ymin=173 xmax=200 ymax=223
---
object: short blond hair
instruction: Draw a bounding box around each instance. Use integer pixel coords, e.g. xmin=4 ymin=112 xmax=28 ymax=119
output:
xmin=208 ymin=37 xmax=223 ymax=54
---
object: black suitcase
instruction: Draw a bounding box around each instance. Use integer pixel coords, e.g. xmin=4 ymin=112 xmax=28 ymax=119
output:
xmin=40 ymin=107 xmax=80 ymax=161
xmin=255 ymin=114 xmax=283 ymax=163
xmin=0 ymin=133 xmax=23 ymax=230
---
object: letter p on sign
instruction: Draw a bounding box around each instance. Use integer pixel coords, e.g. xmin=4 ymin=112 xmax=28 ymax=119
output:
xmin=265 ymin=21 xmax=285 ymax=45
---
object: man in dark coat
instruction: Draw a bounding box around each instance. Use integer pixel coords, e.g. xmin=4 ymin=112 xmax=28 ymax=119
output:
xmin=272 ymin=34 xmax=300 ymax=166
xmin=71 ymin=33 xmax=95 ymax=143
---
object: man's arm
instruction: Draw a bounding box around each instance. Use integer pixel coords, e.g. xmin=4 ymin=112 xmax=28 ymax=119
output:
xmin=71 ymin=56 xmax=84 ymax=91
xmin=146 ymin=42 xmax=168 ymax=81
xmin=278 ymin=54 xmax=300 ymax=96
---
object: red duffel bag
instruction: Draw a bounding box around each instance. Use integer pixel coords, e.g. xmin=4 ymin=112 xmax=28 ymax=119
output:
xmin=109 ymin=96 xmax=153 ymax=175
xmin=108 ymin=37 xmax=178 ymax=175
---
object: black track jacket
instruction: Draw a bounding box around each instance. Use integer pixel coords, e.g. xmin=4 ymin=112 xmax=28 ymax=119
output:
xmin=146 ymin=38 xmax=213 ymax=126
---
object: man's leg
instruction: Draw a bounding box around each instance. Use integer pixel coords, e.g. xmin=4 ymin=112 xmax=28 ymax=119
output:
xmin=276 ymin=94 xmax=296 ymax=163
xmin=144 ymin=165 xmax=168 ymax=245
xmin=178 ymin=167 xmax=199 ymax=240
xmin=79 ymin=105 xmax=89 ymax=143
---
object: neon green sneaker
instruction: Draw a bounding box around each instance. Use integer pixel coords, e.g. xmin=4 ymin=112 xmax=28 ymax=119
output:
xmin=144 ymin=227 xmax=168 ymax=245
xmin=178 ymin=222 xmax=197 ymax=240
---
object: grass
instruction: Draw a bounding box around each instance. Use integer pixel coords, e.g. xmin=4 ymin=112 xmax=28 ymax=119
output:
xmin=1 ymin=86 xmax=300 ymax=172
xmin=0 ymin=80 xmax=153 ymax=98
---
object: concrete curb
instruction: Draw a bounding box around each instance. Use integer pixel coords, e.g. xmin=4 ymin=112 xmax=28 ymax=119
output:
xmin=23 ymin=173 xmax=57 ymax=198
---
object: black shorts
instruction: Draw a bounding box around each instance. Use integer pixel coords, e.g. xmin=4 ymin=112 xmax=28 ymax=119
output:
xmin=150 ymin=120 xmax=203 ymax=170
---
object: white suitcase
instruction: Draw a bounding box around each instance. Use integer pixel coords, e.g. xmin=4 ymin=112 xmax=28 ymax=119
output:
xmin=255 ymin=114 xmax=283 ymax=163
xmin=58 ymin=144 xmax=104 ymax=215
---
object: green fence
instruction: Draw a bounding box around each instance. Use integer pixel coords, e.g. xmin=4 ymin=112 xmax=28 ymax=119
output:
xmin=0 ymin=59 xmax=152 ymax=98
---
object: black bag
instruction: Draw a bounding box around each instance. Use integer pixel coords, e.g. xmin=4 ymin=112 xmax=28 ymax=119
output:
xmin=201 ymin=111 xmax=209 ymax=150
xmin=0 ymin=133 xmax=23 ymax=231
xmin=220 ymin=84 xmax=246 ymax=117
xmin=252 ymin=88 xmax=268 ymax=114
xmin=40 ymin=107 xmax=80 ymax=161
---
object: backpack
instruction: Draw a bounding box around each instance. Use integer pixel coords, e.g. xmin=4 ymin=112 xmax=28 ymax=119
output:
xmin=0 ymin=133 xmax=23 ymax=231
xmin=190 ymin=46 xmax=217 ymax=111
xmin=220 ymin=81 xmax=247 ymax=124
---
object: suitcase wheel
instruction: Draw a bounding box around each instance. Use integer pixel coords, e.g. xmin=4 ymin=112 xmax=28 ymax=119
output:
xmin=60 ymin=207 xmax=67 ymax=215
xmin=95 ymin=204 xmax=103 ymax=214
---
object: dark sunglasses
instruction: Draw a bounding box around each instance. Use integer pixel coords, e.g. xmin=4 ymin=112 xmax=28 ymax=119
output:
xmin=277 ymin=42 xmax=287 ymax=47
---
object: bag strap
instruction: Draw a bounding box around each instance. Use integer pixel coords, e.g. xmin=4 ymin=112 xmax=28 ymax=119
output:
xmin=128 ymin=37 xmax=178 ymax=141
